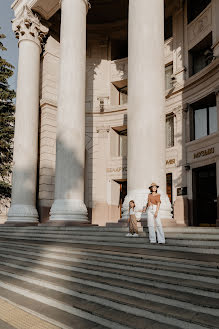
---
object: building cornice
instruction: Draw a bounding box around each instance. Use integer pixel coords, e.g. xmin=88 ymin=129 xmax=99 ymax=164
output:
xmin=12 ymin=0 xmax=91 ymax=19
xmin=12 ymin=0 xmax=61 ymax=20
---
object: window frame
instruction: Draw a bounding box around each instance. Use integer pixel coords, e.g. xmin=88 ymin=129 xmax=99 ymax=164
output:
xmin=187 ymin=0 xmax=211 ymax=24
xmin=193 ymin=106 xmax=217 ymax=140
xmin=166 ymin=113 xmax=175 ymax=149
xmin=190 ymin=94 xmax=218 ymax=141
xmin=165 ymin=63 xmax=173 ymax=91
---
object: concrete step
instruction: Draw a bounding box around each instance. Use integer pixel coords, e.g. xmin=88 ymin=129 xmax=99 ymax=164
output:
xmin=0 ymin=227 xmax=218 ymax=328
xmin=0 ymin=230 xmax=218 ymax=247
xmin=0 ymin=249 xmax=219 ymax=328
xmin=0 ymin=232 xmax=147 ymax=241
xmin=1 ymin=225 xmax=219 ymax=234
xmin=1 ymin=228 xmax=219 ymax=241
xmin=0 ymin=246 xmax=218 ymax=285
xmin=0 ymin=245 xmax=218 ymax=288
xmin=0 ymin=269 xmax=219 ymax=328
xmin=1 ymin=240 xmax=218 ymax=269
xmin=0 ymin=234 xmax=219 ymax=255
xmin=0 ymin=276 xmax=181 ymax=329
xmin=0 ymin=229 xmax=219 ymax=248
xmin=1 ymin=259 xmax=219 ymax=308
xmin=0 ymin=229 xmax=145 ymax=236
xmin=165 ymin=233 xmax=219 ymax=240
xmin=163 ymin=227 xmax=219 ymax=233
xmin=0 ymin=226 xmax=137 ymax=232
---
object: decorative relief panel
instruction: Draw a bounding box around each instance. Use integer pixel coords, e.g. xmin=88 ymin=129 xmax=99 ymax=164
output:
xmin=111 ymin=58 xmax=128 ymax=82
xmin=164 ymin=37 xmax=173 ymax=64
xmin=187 ymin=4 xmax=212 ymax=50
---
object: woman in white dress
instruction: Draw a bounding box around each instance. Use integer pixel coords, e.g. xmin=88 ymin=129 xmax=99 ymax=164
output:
xmin=144 ymin=183 xmax=165 ymax=244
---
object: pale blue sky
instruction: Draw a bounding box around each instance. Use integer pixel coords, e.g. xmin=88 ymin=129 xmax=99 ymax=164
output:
xmin=0 ymin=0 xmax=18 ymax=90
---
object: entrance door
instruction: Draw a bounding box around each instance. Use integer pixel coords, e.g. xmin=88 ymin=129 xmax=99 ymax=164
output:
xmin=119 ymin=180 xmax=127 ymax=218
xmin=193 ymin=163 xmax=217 ymax=226
xmin=166 ymin=173 xmax=173 ymax=204
xmin=114 ymin=180 xmax=127 ymax=218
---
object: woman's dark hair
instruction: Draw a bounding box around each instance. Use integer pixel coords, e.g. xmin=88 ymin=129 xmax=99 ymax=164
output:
xmin=129 ymin=200 xmax=135 ymax=210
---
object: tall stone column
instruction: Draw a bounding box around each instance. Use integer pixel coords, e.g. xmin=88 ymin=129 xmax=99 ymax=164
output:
xmin=7 ymin=6 xmax=48 ymax=223
xmin=122 ymin=0 xmax=172 ymax=220
xmin=50 ymin=0 xmax=89 ymax=221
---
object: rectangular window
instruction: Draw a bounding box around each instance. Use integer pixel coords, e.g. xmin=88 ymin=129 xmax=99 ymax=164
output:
xmin=194 ymin=108 xmax=207 ymax=139
xmin=209 ymin=106 xmax=217 ymax=134
xmin=165 ymin=64 xmax=173 ymax=90
xmin=166 ymin=114 xmax=174 ymax=148
xmin=189 ymin=33 xmax=213 ymax=77
xmin=187 ymin=0 xmax=211 ymax=24
xmin=191 ymin=93 xmax=217 ymax=140
xmin=164 ymin=16 xmax=173 ymax=40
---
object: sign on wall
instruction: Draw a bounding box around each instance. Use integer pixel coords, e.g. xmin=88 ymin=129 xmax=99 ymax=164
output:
xmin=193 ymin=147 xmax=214 ymax=159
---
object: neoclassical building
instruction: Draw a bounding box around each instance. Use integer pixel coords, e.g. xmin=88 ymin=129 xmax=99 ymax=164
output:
xmin=5 ymin=0 xmax=219 ymax=227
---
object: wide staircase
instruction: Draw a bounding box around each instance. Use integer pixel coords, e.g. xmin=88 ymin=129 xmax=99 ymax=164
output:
xmin=0 ymin=225 xmax=218 ymax=329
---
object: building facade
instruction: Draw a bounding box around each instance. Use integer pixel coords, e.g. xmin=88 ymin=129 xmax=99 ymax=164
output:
xmin=4 ymin=0 xmax=219 ymax=227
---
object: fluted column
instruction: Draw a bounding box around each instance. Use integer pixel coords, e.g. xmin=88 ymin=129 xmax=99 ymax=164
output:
xmin=50 ymin=0 xmax=89 ymax=221
xmin=7 ymin=6 xmax=48 ymax=223
xmin=122 ymin=0 xmax=172 ymax=220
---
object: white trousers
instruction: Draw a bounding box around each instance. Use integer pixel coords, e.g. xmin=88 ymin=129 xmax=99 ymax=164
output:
xmin=147 ymin=205 xmax=165 ymax=244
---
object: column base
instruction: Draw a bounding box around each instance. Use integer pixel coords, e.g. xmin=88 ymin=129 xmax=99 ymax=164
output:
xmin=121 ymin=189 xmax=172 ymax=220
xmin=7 ymin=204 xmax=39 ymax=223
xmin=49 ymin=199 xmax=88 ymax=222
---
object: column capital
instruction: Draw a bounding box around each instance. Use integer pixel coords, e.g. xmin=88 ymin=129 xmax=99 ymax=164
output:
xmin=12 ymin=5 xmax=49 ymax=50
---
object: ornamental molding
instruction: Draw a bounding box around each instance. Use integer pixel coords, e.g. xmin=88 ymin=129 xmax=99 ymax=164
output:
xmin=12 ymin=5 xmax=49 ymax=50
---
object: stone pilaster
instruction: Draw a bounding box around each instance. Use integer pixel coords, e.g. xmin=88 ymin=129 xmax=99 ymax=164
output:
xmin=92 ymin=126 xmax=110 ymax=225
xmin=122 ymin=0 xmax=172 ymax=221
xmin=173 ymin=6 xmax=186 ymax=86
xmin=50 ymin=0 xmax=90 ymax=221
xmin=7 ymin=6 xmax=48 ymax=223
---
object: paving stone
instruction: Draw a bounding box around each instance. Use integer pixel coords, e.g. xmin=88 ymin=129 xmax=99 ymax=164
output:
xmin=0 ymin=320 xmax=16 ymax=329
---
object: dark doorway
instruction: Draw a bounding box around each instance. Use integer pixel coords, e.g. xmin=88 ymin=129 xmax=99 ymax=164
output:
xmin=114 ymin=180 xmax=127 ymax=218
xmin=193 ymin=163 xmax=217 ymax=226
xmin=166 ymin=173 xmax=173 ymax=204
xmin=119 ymin=180 xmax=127 ymax=218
